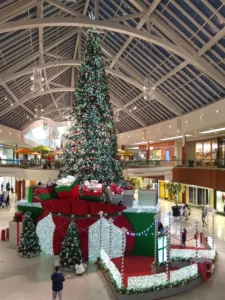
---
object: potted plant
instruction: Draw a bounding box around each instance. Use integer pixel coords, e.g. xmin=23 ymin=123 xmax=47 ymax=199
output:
xmin=188 ymin=159 xmax=194 ymax=167
xmin=166 ymin=182 xmax=182 ymax=216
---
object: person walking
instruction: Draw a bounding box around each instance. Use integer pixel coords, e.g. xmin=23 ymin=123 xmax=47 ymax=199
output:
xmin=0 ymin=194 xmax=3 ymax=209
xmin=182 ymin=228 xmax=187 ymax=248
xmin=1 ymin=183 xmax=3 ymax=192
xmin=184 ymin=205 xmax=190 ymax=220
xmin=202 ymin=208 xmax=207 ymax=227
xmin=46 ymin=153 xmax=52 ymax=169
xmin=51 ymin=266 xmax=65 ymax=300
xmin=5 ymin=195 xmax=10 ymax=207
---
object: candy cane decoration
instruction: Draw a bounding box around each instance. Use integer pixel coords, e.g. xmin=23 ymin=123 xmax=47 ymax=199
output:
xmin=98 ymin=211 xmax=103 ymax=255
xmin=180 ymin=205 xmax=184 ymax=246
xmin=108 ymin=218 xmax=113 ymax=259
xmin=166 ymin=212 xmax=172 ymax=281
xmin=212 ymin=209 xmax=216 ymax=250
xmin=153 ymin=214 xmax=159 ymax=263
xmin=194 ymin=221 xmax=198 ymax=264
xmin=121 ymin=227 xmax=127 ymax=286
xmin=206 ymin=204 xmax=210 ymax=238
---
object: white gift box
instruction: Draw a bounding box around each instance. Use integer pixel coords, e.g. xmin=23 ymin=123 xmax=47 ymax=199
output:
xmin=123 ymin=195 xmax=134 ymax=207
xmin=111 ymin=194 xmax=122 ymax=205
xmin=9 ymin=220 xmax=23 ymax=249
xmin=122 ymin=189 xmax=134 ymax=196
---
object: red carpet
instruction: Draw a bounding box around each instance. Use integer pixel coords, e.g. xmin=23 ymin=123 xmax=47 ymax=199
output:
xmin=111 ymin=256 xmax=154 ymax=286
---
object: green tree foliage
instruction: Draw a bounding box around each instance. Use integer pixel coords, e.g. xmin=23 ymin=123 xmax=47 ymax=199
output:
xmin=60 ymin=221 xmax=82 ymax=270
xmin=60 ymin=31 xmax=123 ymax=185
xmin=18 ymin=212 xmax=41 ymax=257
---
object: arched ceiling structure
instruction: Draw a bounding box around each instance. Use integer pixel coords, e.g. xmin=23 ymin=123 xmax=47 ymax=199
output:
xmin=0 ymin=0 xmax=225 ymax=133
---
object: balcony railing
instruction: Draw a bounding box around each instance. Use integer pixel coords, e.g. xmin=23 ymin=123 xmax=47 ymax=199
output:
xmin=0 ymin=159 xmax=61 ymax=169
xmin=1 ymin=158 xmax=225 ymax=170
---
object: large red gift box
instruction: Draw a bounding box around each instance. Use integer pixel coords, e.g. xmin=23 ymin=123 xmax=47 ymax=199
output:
xmin=38 ymin=185 xmax=58 ymax=200
xmin=55 ymin=179 xmax=79 ymax=199
xmin=80 ymin=184 xmax=103 ymax=202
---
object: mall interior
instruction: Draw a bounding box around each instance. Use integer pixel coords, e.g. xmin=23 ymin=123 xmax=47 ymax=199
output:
xmin=1 ymin=0 xmax=225 ymax=299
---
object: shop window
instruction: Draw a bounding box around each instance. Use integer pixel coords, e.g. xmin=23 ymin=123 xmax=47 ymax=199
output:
xmin=150 ymin=149 xmax=161 ymax=160
xmin=216 ymin=191 xmax=225 ymax=213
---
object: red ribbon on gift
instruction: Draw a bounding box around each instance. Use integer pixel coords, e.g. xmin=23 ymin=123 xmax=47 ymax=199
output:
xmin=123 ymin=186 xmax=133 ymax=190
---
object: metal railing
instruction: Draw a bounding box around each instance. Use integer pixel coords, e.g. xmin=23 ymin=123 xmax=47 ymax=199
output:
xmin=1 ymin=158 xmax=225 ymax=170
xmin=0 ymin=159 xmax=61 ymax=169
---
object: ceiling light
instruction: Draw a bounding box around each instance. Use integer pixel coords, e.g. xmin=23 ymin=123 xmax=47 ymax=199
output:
xmin=10 ymin=103 xmax=13 ymax=106
xmin=133 ymin=106 xmax=137 ymax=110
xmin=200 ymin=116 xmax=204 ymax=119
xmin=41 ymin=109 xmax=44 ymax=112
xmin=30 ymin=76 xmax=34 ymax=80
xmin=143 ymin=86 xmax=146 ymax=90
xmin=4 ymin=97 xmax=7 ymax=100
xmin=137 ymin=134 xmax=138 ymax=136
xmin=200 ymin=127 xmax=225 ymax=134
xmin=144 ymin=95 xmax=147 ymax=100
xmin=216 ymin=110 xmax=219 ymax=113
xmin=31 ymin=86 xmax=34 ymax=91
xmin=152 ymin=87 xmax=155 ymax=90
xmin=9 ymin=132 xmax=11 ymax=135
xmin=159 ymin=135 xmax=192 ymax=141
xmin=27 ymin=116 xmax=29 ymax=119
xmin=169 ymin=125 xmax=171 ymax=128
xmin=41 ymin=77 xmax=44 ymax=82
xmin=186 ymin=120 xmax=188 ymax=124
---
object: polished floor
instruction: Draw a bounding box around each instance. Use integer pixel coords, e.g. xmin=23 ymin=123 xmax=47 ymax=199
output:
xmin=0 ymin=198 xmax=224 ymax=299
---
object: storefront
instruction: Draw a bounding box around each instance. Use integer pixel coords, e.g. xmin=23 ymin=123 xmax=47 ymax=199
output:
xmin=0 ymin=143 xmax=14 ymax=162
xmin=158 ymin=180 xmax=183 ymax=203
xmin=214 ymin=191 xmax=225 ymax=214
xmin=139 ymin=141 xmax=175 ymax=163
xmin=195 ymin=139 xmax=218 ymax=166
xmin=187 ymin=185 xmax=213 ymax=206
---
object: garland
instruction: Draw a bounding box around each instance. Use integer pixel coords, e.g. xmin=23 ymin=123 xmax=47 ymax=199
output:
xmin=99 ymin=260 xmax=200 ymax=295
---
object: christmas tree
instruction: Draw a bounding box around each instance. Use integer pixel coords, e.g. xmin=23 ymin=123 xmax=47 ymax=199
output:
xmin=18 ymin=212 xmax=41 ymax=257
xmin=60 ymin=31 xmax=123 ymax=185
xmin=60 ymin=221 xmax=82 ymax=270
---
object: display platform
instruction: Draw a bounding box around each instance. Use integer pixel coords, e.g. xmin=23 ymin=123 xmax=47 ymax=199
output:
xmin=100 ymin=264 xmax=202 ymax=300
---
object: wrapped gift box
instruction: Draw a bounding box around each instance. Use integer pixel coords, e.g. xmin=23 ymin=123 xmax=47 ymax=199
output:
xmin=9 ymin=220 xmax=23 ymax=249
xmin=38 ymin=185 xmax=58 ymax=200
xmin=55 ymin=178 xmax=79 ymax=199
xmin=81 ymin=181 xmax=103 ymax=202
xmin=123 ymin=194 xmax=134 ymax=207
xmin=111 ymin=194 xmax=122 ymax=205
xmin=123 ymin=186 xmax=134 ymax=196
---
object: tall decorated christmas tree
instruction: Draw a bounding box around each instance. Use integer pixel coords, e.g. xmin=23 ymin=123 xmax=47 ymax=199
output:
xmin=60 ymin=221 xmax=82 ymax=270
xmin=60 ymin=31 xmax=123 ymax=185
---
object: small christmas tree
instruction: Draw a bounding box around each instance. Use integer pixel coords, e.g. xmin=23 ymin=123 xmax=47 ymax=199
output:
xmin=60 ymin=221 xmax=82 ymax=270
xmin=60 ymin=31 xmax=123 ymax=185
xmin=18 ymin=212 xmax=41 ymax=258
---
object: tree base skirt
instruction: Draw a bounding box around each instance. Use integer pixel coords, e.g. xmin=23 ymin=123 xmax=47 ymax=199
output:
xmin=19 ymin=253 xmax=40 ymax=258
xmin=61 ymin=267 xmax=74 ymax=272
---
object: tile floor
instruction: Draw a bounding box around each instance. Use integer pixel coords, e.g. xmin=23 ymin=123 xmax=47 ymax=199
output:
xmin=0 ymin=198 xmax=224 ymax=299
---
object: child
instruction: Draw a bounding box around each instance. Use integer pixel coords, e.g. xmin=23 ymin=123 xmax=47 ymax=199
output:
xmin=75 ymin=258 xmax=85 ymax=275
xmin=54 ymin=253 xmax=61 ymax=268
xmin=182 ymin=228 xmax=187 ymax=248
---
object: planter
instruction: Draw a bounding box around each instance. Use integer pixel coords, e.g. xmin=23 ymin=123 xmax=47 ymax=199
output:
xmin=172 ymin=205 xmax=181 ymax=217
xmin=188 ymin=160 xmax=194 ymax=167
